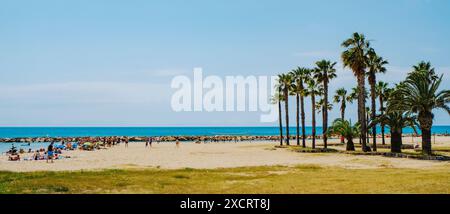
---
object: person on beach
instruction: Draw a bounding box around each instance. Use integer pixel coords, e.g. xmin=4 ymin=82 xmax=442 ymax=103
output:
xmin=125 ymin=138 xmax=129 ymax=148
xmin=176 ymin=139 xmax=180 ymax=148
xmin=47 ymin=142 xmax=54 ymax=163
xmin=148 ymin=137 xmax=153 ymax=148
xmin=33 ymin=150 xmax=40 ymax=160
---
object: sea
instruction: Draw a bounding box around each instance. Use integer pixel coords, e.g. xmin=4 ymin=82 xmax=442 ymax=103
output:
xmin=1 ymin=126 xmax=449 ymax=152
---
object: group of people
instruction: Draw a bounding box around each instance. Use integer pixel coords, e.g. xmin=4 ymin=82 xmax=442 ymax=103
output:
xmin=145 ymin=137 xmax=153 ymax=148
xmin=99 ymin=136 xmax=128 ymax=148
xmin=5 ymin=142 xmax=62 ymax=162
xmin=4 ymin=136 xmax=184 ymax=162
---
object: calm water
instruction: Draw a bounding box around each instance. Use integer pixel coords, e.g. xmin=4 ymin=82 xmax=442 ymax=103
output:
xmin=0 ymin=126 xmax=449 ymax=138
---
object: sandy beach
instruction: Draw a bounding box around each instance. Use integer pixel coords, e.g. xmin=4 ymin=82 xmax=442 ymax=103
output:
xmin=1 ymin=136 xmax=449 ymax=172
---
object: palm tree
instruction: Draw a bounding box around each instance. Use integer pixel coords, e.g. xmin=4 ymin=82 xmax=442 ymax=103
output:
xmin=333 ymin=88 xmax=348 ymax=144
xmin=375 ymin=81 xmax=390 ymax=145
xmin=271 ymin=88 xmax=284 ymax=146
xmin=306 ymin=78 xmax=321 ymax=149
xmin=390 ymin=64 xmax=450 ymax=155
xmin=329 ymin=119 xmax=360 ymax=151
xmin=341 ymin=32 xmax=372 ymax=152
xmin=314 ymin=60 xmax=337 ymax=149
xmin=367 ymin=50 xmax=388 ymax=151
xmin=290 ymin=67 xmax=311 ymax=147
xmin=372 ymin=111 xmax=417 ymax=153
xmin=278 ymin=73 xmax=293 ymax=146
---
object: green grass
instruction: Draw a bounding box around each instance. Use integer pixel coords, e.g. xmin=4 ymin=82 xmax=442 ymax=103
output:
xmin=0 ymin=165 xmax=449 ymax=194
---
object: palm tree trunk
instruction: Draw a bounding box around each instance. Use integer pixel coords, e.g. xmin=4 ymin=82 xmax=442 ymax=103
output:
xmin=300 ymin=94 xmax=306 ymax=148
xmin=390 ymin=129 xmax=402 ymax=153
xmin=278 ymin=89 xmax=283 ymax=146
xmin=357 ymin=74 xmax=369 ymax=152
xmin=278 ymin=100 xmax=283 ymax=146
xmin=340 ymin=99 xmax=345 ymax=144
xmin=346 ymin=137 xmax=355 ymax=151
xmin=422 ymin=128 xmax=432 ymax=155
xmin=370 ymin=81 xmax=377 ymax=151
xmin=357 ymin=104 xmax=362 ymax=145
xmin=419 ymin=111 xmax=433 ymax=155
xmin=323 ymin=81 xmax=328 ymax=149
xmin=311 ymin=94 xmax=316 ymax=149
xmin=296 ymin=94 xmax=300 ymax=146
xmin=379 ymin=96 xmax=385 ymax=145
xmin=366 ymin=111 xmax=370 ymax=146
xmin=284 ymin=88 xmax=290 ymax=146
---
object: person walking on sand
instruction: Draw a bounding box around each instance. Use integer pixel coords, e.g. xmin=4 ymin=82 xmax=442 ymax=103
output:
xmin=149 ymin=137 xmax=153 ymax=148
xmin=47 ymin=142 xmax=54 ymax=163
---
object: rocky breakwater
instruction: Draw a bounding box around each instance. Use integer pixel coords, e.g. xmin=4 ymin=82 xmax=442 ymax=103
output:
xmin=0 ymin=135 xmax=282 ymax=143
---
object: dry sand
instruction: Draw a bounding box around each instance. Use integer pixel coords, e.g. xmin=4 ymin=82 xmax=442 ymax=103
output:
xmin=1 ymin=136 xmax=449 ymax=172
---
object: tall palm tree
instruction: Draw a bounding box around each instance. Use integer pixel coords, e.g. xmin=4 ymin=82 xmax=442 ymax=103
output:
xmin=290 ymin=67 xmax=311 ymax=147
xmin=341 ymin=32 xmax=372 ymax=152
xmin=306 ymin=78 xmax=322 ymax=149
xmin=314 ymin=60 xmax=337 ymax=149
xmin=278 ymin=73 xmax=293 ymax=146
xmin=334 ymin=88 xmax=348 ymax=144
xmin=367 ymin=50 xmax=388 ymax=151
xmin=375 ymin=81 xmax=390 ymax=145
xmin=390 ymin=65 xmax=450 ymax=155
xmin=271 ymin=88 xmax=284 ymax=146
xmin=329 ymin=119 xmax=360 ymax=151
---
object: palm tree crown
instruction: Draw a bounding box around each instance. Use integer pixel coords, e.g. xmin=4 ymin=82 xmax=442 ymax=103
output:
xmin=314 ymin=60 xmax=337 ymax=86
xmin=367 ymin=50 xmax=388 ymax=85
xmin=334 ymin=88 xmax=348 ymax=115
xmin=341 ymin=32 xmax=371 ymax=75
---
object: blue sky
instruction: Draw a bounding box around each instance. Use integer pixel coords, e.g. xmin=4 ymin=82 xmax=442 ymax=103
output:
xmin=0 ymin=0 xmax=449 ymax=126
